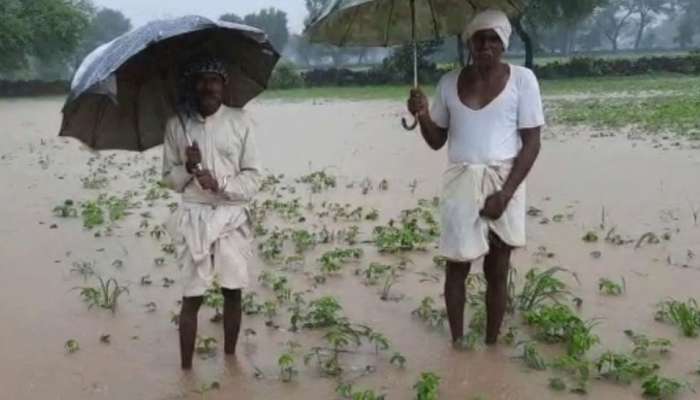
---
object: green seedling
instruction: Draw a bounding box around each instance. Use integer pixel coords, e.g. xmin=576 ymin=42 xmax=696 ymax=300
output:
xmin=413 ymin=371 xmax=441 ymax=400
xmin=655 ymin=298 xmax=700 ymax=337
xmin=53 ymin=199 xmax=78 ymax=218
xmin=70 ymin=260 xmax=96 ymax=280
xmin=515 ymin=342 xmax=547 ymax=370
xmin=263 ymin=300 xmax=278 ymax=326
xmin=300 ymin=296 xmax=344 ymax=329
xmin=340 ymin=225 xmax=360 ymax=245
xmin=624 ymin=330 xmax=672 ymax=357
xmin=372 ymin=206 xmax=439 ymax=253
xmin=140 ymin=275 xmax=153 ymax=286
xmin=549 ymin=377 xmax=567 ymax=391
xmin=81 ymin=173 xmax=109 ymax=189
xmin=582 ymin=231 xmax=599 ymax=243
xmin=291 ymin=229 xmax=316 ymax=254
xmin=258 ymin=228 xmax=288 ymax=263
xmin=193 ymin=381 xmax=220 ymax=395
xmin=241 ymin=291 xmax=264 ymax=315
xmin=65 ymin=339 xmax=80 ymax=353
xmin=297 ymin=170 xmax=336 ymax=193
xmin=161 ymin=242 xmax=176 ymax=255
xmin=336 ymin=383 xmax=386 ymax=400
xmin=390 ymin=352 xmax=407 ymax=368
xmin=195 ymin=336 xmax=217 ymax=358
xmin=319 ymin=248 xmax=363 ymax=275
xmin=641 ymin=375 xmax=686 ymax=399
xmin=595 ymin=351 xmax=659 ymax=384
xmin=204 ymin=283 xmax=224 ymax=321
xmin=412 ymin=297 xmax=447 ymax=329
xmin=455 ymin=330 xmax=482 ymax=351
xmin=524 ymin=304 xmax=599 ymax=357
xmin=260 ymin=174 xmax=283 ymax=192
xmin=81 ymin=201 xmax=105 ymax=229
xmin=599 ymin=277 xmax=625 ymax=296
xmin=551 ymin=355 xmax=592 ymax=394
xmin=278 ymin=341 xmax=301 ymax=382
xmin=636 ymin=232 xmax=661 ymax=249
xmin=365 ymin=209 xmax=380 ymax=221
xmin=150 ymin=224 xmax=167 ymax=241
xmin=517 ymin=267 xmax=578 ymax=312
xmin=74 ymin=276 xmax=129 ymax=312
xmin=154 ymin=257 xmax=165 ymax=266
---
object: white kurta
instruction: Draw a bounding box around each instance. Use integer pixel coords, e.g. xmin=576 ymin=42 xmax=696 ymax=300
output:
xmin=162 ymin=105 xmax=261 ymax=297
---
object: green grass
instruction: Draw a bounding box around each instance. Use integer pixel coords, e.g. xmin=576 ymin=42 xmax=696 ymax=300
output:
xmin=553 ymin=94 xmax=700 ymax=138
xmin=264 ymin=74 xmax=700 ymax=101
xmin=263 ymin=73 xmax=700 ymax=137
xmin=263 ymin=85 xmax=433 ymax=101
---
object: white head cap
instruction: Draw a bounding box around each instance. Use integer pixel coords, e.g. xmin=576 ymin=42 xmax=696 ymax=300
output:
xmin=463 ymin=9 xmax=512 ymax=50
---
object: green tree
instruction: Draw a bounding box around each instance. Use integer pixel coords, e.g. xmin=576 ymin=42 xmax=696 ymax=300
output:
xmin=629 ymin=0 xmax=671 ymax=50
xmin=77 ymin=8 xmax=131 ymax=60
xmin=513 ymin=0 xmax=603 ymax=68
xmin=243 ymin=8 xmax=290 ymax=52
xmin=304 ymin=0 xmax=330 ymax=26
xmin=594 ymin=0 xmax=636 ymax=52
xmin=674 ymin=0 xmax=700 ymax=49
xmin=0 ymin=0 xmax=92 ymax=76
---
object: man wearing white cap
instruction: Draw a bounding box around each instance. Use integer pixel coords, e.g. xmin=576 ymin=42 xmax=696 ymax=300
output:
xmin=163 ymin=56 xmax=262 ymax=369
xmin=408 ymin=9 xmax=544 ymax=345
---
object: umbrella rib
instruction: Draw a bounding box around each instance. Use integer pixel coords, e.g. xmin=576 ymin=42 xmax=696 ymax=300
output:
xmin=427 ymin=0 xmax=441 ymax=41
xmin=507 ymin=0 xmax=523 ymax=13
xmin=339 ymin=6 xmax=361 ymax=46
xmin=384 ymin=0 xmax=396 ymax=47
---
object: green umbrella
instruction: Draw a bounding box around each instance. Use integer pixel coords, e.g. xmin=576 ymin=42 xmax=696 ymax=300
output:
xmin=305 ymin=0 xmax=524 ymax=129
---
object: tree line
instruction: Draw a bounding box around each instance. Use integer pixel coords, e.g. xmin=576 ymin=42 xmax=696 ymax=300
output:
xmin=1 ymin=0 xmax=699 ymax=80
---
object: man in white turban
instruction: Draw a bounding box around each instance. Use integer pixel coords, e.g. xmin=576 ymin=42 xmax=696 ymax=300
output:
xmin=407 ymin=9 xmax=544 ymax=345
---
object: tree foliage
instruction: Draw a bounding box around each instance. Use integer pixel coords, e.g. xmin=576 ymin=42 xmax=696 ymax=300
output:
xmin=0 ymin=0 xmax=92 ymax=75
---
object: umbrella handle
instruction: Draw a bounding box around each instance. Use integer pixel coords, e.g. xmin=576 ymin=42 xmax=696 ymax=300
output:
xmin=401 ymin=116 xmax=418 ymax=131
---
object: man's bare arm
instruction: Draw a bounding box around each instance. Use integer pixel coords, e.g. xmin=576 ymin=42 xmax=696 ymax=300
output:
xmin=502 ymin=127 xmax=541 ymax=197
xmin=417 ymin=113 xmax=448 ymax=151
xmin=408 ymin=88 xmax=448 ymax=151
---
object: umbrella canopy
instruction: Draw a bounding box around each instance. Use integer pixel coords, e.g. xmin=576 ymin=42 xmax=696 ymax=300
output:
xmin=305 ymin=0 xmax=523 ymax=47
xmin=60 ymin=15 xmax=279 ymax=151
xmin=305 ymin=0 xmax=523 ymax=130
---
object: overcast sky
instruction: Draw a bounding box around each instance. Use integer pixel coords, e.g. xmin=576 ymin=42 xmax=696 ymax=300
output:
xmin=94 ymin=0 xmax=308 ymax=33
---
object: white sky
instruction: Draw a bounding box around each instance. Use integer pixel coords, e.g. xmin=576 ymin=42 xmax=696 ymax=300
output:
xmin=94 ymin=0 xmax=308 ymax=33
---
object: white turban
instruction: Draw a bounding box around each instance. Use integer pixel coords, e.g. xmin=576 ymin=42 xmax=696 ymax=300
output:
xmin=463 ymin=9 xmax=512 ymax=50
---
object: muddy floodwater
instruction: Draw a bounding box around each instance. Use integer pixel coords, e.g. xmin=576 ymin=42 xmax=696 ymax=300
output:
xmin=1 ymin=97 xmax=699 ymax=399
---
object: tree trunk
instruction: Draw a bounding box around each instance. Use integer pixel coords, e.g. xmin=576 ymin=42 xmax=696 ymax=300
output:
xmin=512 ymin=16 xmax=534 ymax=69
xmin=634 ymin=13 xmax=648 ymax=50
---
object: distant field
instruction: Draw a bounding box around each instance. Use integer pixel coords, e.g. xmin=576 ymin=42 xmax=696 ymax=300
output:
xmin=264 ymin=73 xmax=700 ymax=137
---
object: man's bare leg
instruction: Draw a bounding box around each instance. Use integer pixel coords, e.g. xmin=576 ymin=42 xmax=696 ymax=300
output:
xmin=444 ymin=261 xmax=471 ymax=342
xmin=179 ymin=296 xmax=204 ymax=369
xmin=222 ymin=288 xmax=242 ymax=355
xmin=483 ymin=233 xmax=512 ymax=344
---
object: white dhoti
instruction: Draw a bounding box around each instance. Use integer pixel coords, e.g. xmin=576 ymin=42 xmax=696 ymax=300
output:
xmin=439 ymin=161 xmax=526 ymax=262
xmin=167 ymin=203 xmax=253 ymax=297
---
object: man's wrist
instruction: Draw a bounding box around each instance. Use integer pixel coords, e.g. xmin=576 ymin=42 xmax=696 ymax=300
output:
xmin=501 ymin=186 xmax=515 ymax=199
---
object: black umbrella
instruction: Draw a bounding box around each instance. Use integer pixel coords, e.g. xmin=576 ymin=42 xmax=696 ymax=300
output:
xmin=60 ymin=15 xmax=279 ymax=151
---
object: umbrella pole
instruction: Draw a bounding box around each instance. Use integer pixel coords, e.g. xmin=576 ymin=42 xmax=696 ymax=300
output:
xmin=402 ymin=0 xmax=419 ymax=131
